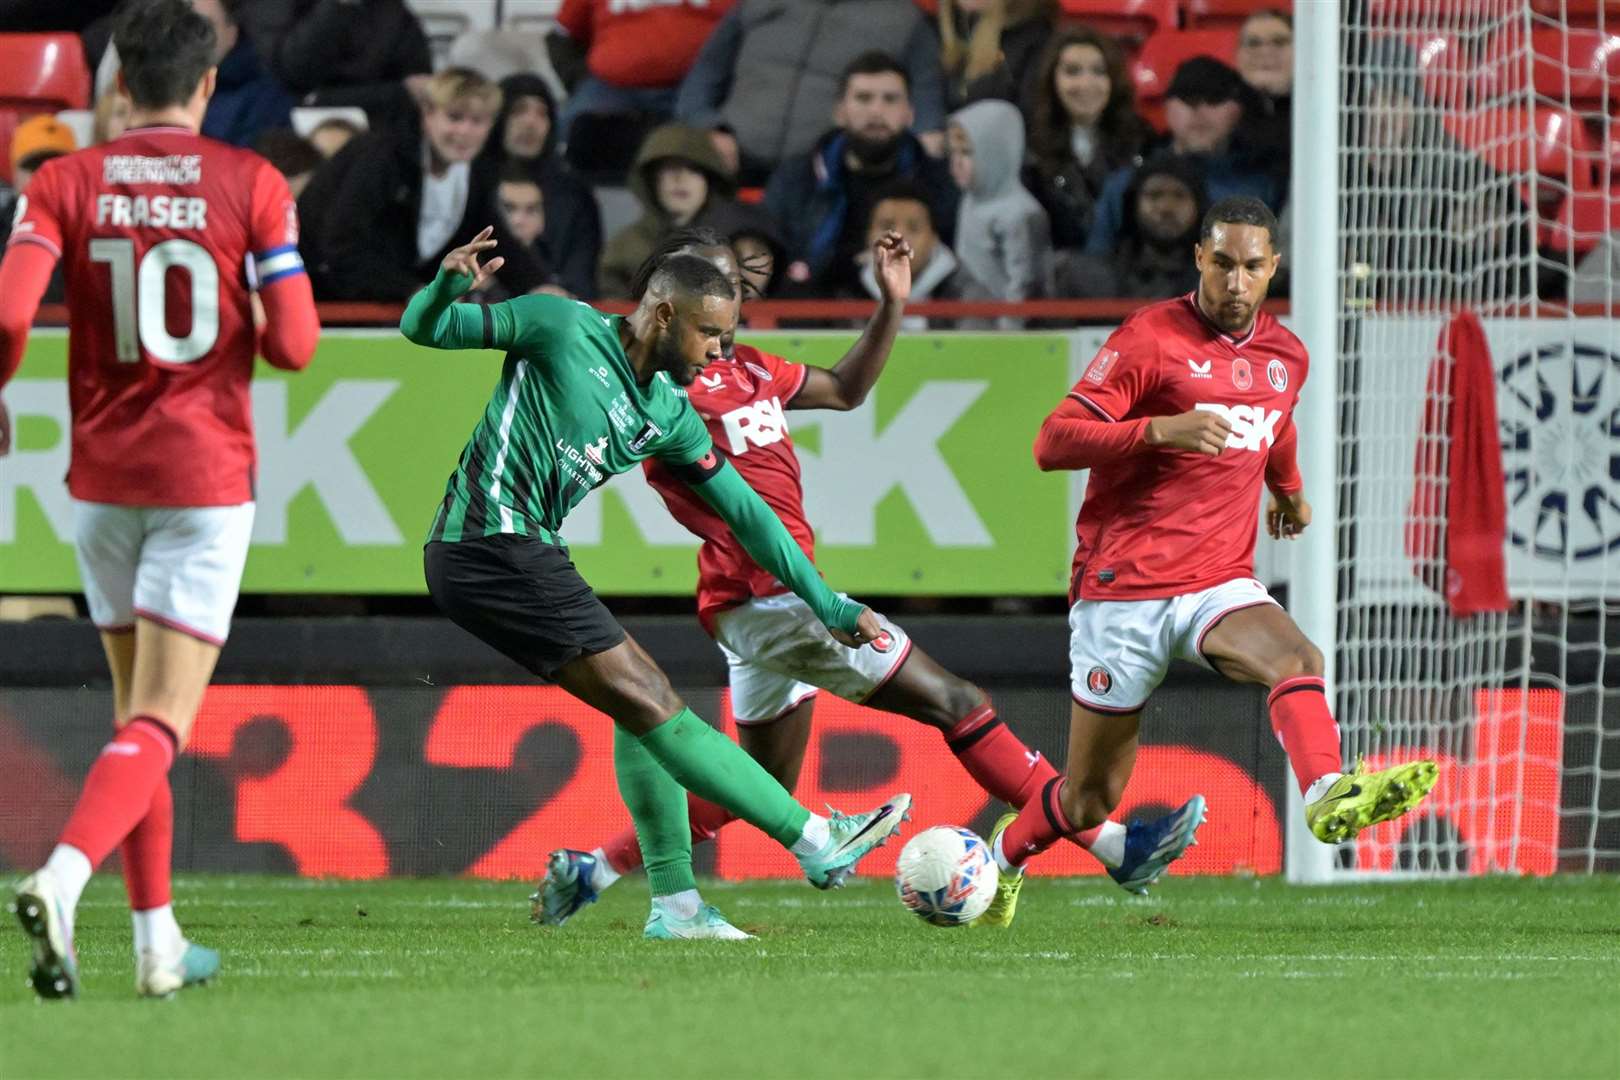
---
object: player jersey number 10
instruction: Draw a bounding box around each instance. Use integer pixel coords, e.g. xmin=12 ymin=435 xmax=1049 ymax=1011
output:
xmin=88 ymin=237 xmax=219 ymax=365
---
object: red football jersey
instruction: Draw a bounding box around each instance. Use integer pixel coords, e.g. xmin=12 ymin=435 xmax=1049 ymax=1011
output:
xmin=644 ymin=343 xmax=813 ymax=631
xmin=9 ymin=125 xmax=303 ymax=506
xmin=1066 ymin=293 xmax=1308 ymax=601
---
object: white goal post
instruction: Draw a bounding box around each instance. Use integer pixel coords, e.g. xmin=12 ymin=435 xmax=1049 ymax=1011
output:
xmin=1290 ymin=0 xmax=1619 ymax=880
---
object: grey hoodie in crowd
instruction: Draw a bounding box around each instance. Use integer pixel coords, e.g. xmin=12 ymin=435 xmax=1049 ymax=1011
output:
xmin=948 ymin=99 xmax=1050 ymax=329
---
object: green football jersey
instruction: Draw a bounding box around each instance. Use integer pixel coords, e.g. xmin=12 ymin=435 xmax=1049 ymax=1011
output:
xmin=427 ymin=294 xmax=710 ymax=544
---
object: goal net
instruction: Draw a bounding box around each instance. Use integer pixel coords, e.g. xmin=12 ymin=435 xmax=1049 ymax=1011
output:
xmin=1300 ymin=0 xmax=1618 ymax=877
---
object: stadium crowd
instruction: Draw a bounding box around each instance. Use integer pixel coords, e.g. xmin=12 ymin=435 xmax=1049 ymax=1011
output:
xmin=2 ymin=0 xmax=1612 ymax=313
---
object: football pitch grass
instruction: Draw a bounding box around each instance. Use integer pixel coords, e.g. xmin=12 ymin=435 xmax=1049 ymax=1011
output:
xmin=3 ymin=875 xmax=1616 ymax=1079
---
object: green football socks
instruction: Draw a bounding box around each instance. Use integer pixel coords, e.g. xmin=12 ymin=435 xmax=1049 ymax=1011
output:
xmin=637 ymin=708 xmax=810 ymax=848
xmin=613 ymin=726 xmax=698 ymax=897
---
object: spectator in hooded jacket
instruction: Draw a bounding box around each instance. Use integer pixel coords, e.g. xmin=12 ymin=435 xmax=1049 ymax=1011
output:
xmin=1055 ymin=155 xmax=1209 ymax=300
xmin=484 ymin=74 xmax=602 ymax=299
xmin=675 ymin=0 xmax=948 ymax=184
xmin=597 ymin=123 xmax=775 ymax=298
xmin=765 ymin=51 xmax=958 ymax=297
xmin=1024 ymin=25 xmax=1149 ymax=252
xmin=1085 ymin=58 xmax=1281 ymax=257
xmin=947 ymin=98 xmax=1049 ymax=328
xmin=302 ymin=68 xmax=552 ymax=301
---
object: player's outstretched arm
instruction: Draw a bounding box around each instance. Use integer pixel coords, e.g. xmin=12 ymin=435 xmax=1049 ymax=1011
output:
xmin=789 ymin=231 xmax=912 ymax=411
xmin=1264 ymin=416 xmax=1308 ymax=539
xmin=399 ymin=228 xmax=518 ymax=350
xmin=0 ymin=241 xmax=59 ymax=456
xmin=674 ymin=450 xmax=882 ymax=647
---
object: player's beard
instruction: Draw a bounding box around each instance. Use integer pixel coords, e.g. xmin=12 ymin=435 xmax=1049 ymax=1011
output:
xmin=654 ymin=330 xmax=699 ymax=386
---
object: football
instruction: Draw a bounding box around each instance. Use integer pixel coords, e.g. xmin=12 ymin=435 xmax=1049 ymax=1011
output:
xmin=894 ymin=826 xmax=999 ymax=927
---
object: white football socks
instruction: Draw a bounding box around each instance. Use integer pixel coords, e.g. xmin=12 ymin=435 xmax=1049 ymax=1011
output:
xmin=588 ymin=847 xmax=622 ymax=891
xmin=43 ymin=844 xmax=92 ymax=929
xmin=652 ymin=889 xmax=702 ymax=921
xmin=1086 ymin=821 xmax=1128 ymax=868
xmin=789 ymin=814 xmax=831 ymax=856
xmin=1304 ymin=772 xmax=1345 ymax=805
xmin=991 ymin=830 xmax=1020 ymax=875
xmin=132 ymin=903 xmax=184 ymax=959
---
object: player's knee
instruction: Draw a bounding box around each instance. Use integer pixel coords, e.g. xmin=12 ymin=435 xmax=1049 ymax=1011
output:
xmin=1059 ymin=777 xmax=1116 ymax=831
xmin=613 ymin=664 xmax=686 ymax=731
xmin=919 ymin=678 xmax=986 ymax=731
xmin=1273 ymin=642 xmax=1325 ymax=683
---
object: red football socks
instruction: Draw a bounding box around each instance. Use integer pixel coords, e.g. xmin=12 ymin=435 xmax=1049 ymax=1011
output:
xmin=58 ymin=716 xmax=178 ymax=869
xmin=120 ymin=775 xmax=174 ymax=911
xmin=943 ymin=702 xmax=1056 ymax=809
xmin=998 ymin=776 xmax=1081 ymax=870
xmin=1268 ymin=676 xmax=1343 ymax=795
xmin=602 ymin=795 xmax=736 ymax=874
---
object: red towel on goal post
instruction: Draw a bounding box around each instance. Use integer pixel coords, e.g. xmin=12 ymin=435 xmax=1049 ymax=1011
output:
xmin=1405 ymin=308 xmax=1511 ymax=616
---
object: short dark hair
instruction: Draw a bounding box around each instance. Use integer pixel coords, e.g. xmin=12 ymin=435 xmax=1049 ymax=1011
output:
xmin=646 ymin=253 xmax=735 ymax=305
xmin=496 ymin=160 xmax=542 ymax=188
xmin=1200 ymin=196 xmax=1278 ymax=246
xmin=630 ymin=227 xmax=729 ymax=300
xmin=253 ymin=129 xmax=321 ymax=179
xmin=114 ymin=0 xmax=218 ymax=110
xmin=866 ymin=179 xmax=935 ymax=229
xmin=840 ymin=51 xmax=909 ymax=97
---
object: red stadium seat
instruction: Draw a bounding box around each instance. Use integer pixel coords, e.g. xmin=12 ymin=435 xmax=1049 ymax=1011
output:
xmin=1445 ymin=106 xmax=1602 ymax=204
xmin=1183 ymin=0 xmax=1293 ymax=30
xmin=1528 ymin=29 xmax=1620 ymax=111
xmin=1131 ymin=29 xmax=1240 ymax=131
xmin=0 ymin=33 xmax=92 ymax=183
xmin=0 ymin=34 xmax=91 ymax=112
xmin=1531 ymin=0 xmax=1620 ymax=28
xmin=1543 ymin=189 xmax=1620 ymax=257
xmin=1057 ymin=0 xmax=1177 ymax=44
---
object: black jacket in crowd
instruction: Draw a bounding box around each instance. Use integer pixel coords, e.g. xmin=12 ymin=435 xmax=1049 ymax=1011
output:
xmin=297 ymin=119 xmax=551 ymax=302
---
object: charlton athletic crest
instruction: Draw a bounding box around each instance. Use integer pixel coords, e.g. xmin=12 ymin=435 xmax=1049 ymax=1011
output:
xmin=871 ymin=630 xmax=895 ymax=653
xmin=1267 ymin=359 xmax=1288 ymax=392
xmin=1232 ymin=357 xmax=1253 ymax=390
xmin=1086 ymin=666 xmax=1112 ymax=696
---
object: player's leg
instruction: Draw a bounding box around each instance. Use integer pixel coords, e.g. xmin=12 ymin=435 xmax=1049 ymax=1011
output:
xmin=538 ymin=685 xmax=816 ymax=927
xmin=864 ymin=646 xmax=1064 ymax=817
xmin=426 ymin=539 xmax=906 ymax=938
xmin=553 ymin=641 xmax=908 ymax=894
xmin=115 ymin=505 xmax=247 ymax=995
xmin=1197 ymin=592 xmax=1437 ymax=842
xmin=14 ymin=504 xmax=243 ymax=998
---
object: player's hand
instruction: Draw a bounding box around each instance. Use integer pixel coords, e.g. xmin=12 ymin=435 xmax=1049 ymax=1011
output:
xmin=442 ymin=226 xmax=505 ymax=292
xmin=1145 ymin=409 xmax=1232 ymax=456
xmin=1267 ymin=491 xmax=1311 ymax=539
xmin=0 ymin=395 xmax=10 ymax=457
xmin=872 ymin=230 xmax=913 ymax=305
xmin=829 ymin=607 xmax=884 ymax=649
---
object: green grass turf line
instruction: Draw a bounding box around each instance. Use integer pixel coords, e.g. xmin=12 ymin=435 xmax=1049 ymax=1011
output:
xmin=3 ymin=875 xmax=1617 ymax=1079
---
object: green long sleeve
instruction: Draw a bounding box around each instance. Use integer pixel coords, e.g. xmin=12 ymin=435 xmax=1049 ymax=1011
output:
xmin=398 ymin=267 xmax=517 ymax=349
xmin=690 ymin=458 xmax=864 ymax=636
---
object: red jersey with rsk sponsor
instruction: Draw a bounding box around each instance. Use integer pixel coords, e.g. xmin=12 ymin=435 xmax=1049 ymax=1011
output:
xmin=1066 ymin=293 xmax=1307 ymax=601
xmin=643 ymin=343 xmax=813 ymax=631
xmin=8 ymin=126 xmax=303 ymax=506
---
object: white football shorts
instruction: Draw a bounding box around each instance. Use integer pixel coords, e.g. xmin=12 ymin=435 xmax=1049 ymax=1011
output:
xmin=1068 ymin=576 xmax=1280 ymax=714
xmin=712 ymin=592 xmax=912 ymax=724
xmin=73 ymin=499 xmax=255 ymax=646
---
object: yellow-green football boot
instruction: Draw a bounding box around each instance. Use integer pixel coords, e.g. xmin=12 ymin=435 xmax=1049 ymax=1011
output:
xmin=1305 ymin=758 xmax=1439 ymax=844
xmin=973 ymin=812 xmax=1024 ymax=929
